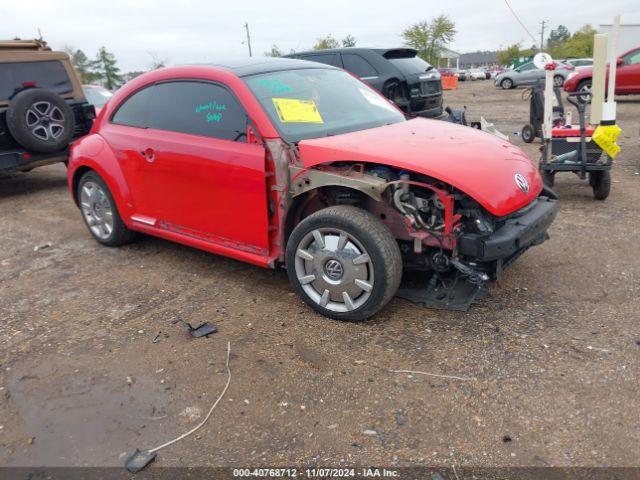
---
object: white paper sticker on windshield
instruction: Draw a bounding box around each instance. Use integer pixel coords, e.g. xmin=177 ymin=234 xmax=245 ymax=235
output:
xmin=358 ymin=88 xmax=398 ymax=113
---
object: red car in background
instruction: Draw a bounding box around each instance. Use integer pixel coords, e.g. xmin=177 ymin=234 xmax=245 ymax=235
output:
xmin=67 ymin=59 xmax=557 ymax=321
xmin=564 ymin=46 xmax=640 ymax=101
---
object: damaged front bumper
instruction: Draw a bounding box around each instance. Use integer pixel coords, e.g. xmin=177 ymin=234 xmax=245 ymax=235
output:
xmin=457 ymin=195 xmax=559 ymax=278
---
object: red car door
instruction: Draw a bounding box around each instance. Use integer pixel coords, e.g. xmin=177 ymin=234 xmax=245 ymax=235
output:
xmin=616 ymin=48 xmax=640 ymax=93
xmin=108 ymin=80 xmax=270 ymax=255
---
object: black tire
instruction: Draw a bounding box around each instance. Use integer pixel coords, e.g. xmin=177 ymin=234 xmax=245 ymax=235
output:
xmin=522 ymin=124 xmax=535 ymax=143
xmin=6 ymin=88 xmax=75 ymax=153
xmin=286 ymin=205 xmax=402 ymax=322
xmin=541 ymin=170 xmax=555 ymax=188
xmin=500 ymin=78 xmax=513 ymax=89
xmin=577 ymin=79 xmax=592 ymax=103
xmin=553 ymin=75 xmax=564 ymax=87
xmin=590 ymin=170 xmax=611 ymax=200
xmin=77 ymin=171 xmax=136 ymax=246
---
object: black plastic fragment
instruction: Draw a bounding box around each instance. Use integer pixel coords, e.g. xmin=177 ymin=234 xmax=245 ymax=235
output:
xmin=187 ymin=322 xmax=218 ymax=338
xmin=396 ymin=273 xmax=488 ymax=311
xmin=124 ymin=448 xmax=157 ymax=473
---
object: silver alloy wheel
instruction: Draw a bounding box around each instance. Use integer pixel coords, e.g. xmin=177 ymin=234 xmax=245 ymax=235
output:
xmin=294 ymin=228 xmax=374 ymax=313
xmin=553 ymin=75 xmax=564 ymax=87
xmin=501 ymin=78 xmax=512 ymax=89
xmin=80 ymin=181 xmax=114 ymax=240
xmin=25 ymin=101 xmax=65 ymax=141
xmin=579 ymin=83 xmax=592 ymax=103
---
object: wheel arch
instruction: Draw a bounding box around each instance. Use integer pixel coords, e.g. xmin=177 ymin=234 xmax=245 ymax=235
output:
xmin=68 ymin=135 xmax=135 ymax=221
xmin=284 ymin=184 xmax=384 ymax=247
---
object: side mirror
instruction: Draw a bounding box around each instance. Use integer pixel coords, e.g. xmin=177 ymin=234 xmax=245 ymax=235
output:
xmin=616 ymin=57 xmax=624 ymax=66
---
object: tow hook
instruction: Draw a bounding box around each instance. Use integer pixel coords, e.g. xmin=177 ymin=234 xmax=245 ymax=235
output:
xmin=450 ymin=258 xmax=489 ymax=284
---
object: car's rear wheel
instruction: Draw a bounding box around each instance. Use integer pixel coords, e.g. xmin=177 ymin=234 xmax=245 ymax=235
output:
xmin=522 ymin=124 xmax=535 ymax=143
xmin=577 ymin=79 xmax=592 ymax=103
xmin=590 ymin=170 xmax=611 ymax=200
xmin=6 ymin=88 xmax=75 ymax=153
xmin=553 ymin=75 xmax=564 ymax=87
xmin=286 ymin=205 xmax=402 ymax=322
xmin=77 ymin=171 xmax=135 ymax=246
xmin=500 ymin=78 xmax=513 ymax=89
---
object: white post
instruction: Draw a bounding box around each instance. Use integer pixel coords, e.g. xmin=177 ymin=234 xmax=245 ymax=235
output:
xmin=590 ymin=34 xmax=608 ymax=125
xmin=603 ymin=15 xmax=620 ymax=123
xmin=543 ymin=68 xmax=554 ymax=147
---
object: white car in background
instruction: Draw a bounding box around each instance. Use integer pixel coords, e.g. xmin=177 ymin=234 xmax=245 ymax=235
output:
xmin=468 ymin=69 xmax=486 ymax=80
xmin=564 ymin=58 xmax=593 ymax=68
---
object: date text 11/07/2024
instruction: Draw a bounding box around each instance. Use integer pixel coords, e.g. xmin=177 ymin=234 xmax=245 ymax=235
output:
xmin=232 ymin=468 xmax=400 ymax=478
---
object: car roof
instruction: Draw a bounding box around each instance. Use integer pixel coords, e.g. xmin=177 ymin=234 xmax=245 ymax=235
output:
xmin=194 ymin=57 xmax=338 ymax=77
xmin=286 ymin=47 xmax=418 ymax=57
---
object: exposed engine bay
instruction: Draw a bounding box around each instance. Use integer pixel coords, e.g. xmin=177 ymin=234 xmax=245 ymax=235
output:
xmin=290 ymin=163 xmax=497 ymax=279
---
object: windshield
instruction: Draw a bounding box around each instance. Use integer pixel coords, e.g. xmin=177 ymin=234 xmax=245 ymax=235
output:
xmin=83 ymin=86 xmax=113 ymax=107
xmin=244 ymin=68 xmax=405 ymax=143
xmin=387 ymin=56 xmax=433 ymax=75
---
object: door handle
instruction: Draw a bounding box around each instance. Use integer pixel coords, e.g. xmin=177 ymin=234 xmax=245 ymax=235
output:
xmin=141 ymin=148 xmax=155 ymax=162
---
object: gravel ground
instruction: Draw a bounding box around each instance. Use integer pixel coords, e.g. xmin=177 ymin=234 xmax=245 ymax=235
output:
xmin=1 ymin=80 xmax=639 ymax=470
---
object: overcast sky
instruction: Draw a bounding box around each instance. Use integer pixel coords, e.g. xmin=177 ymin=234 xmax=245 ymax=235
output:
xmin=3 ymin=0 xmax=639 ymax=71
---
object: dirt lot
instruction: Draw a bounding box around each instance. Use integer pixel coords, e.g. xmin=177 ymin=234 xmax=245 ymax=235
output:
xmin=1 ymin=80 xmax=639 ymax=470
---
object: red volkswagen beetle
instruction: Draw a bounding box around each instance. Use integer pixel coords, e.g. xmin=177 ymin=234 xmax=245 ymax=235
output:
xmin=67 ymin=58 xmax=557 ymax=321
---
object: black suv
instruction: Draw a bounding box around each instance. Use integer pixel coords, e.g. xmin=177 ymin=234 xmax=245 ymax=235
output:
xmin=0 ymin=40 xmax=95 ymax=174
xmin=285 ymin=48 xmax=443 ymax=118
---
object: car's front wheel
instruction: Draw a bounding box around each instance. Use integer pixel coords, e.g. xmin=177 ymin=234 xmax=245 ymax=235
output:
xmin=286 ymin=205 xmax=402 ymax=321
xmin=77 ymin=171 xmax=135 ymax=246
xmin=553 ymin=75 xmax=564 ymax=87
xmin=500 ymin=78 xmax=513 ymax=89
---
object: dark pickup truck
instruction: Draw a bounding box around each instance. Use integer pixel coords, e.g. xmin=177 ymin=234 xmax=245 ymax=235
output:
xmin=0 ymin=40 xmax=95 ymax=174
xmin=285 ymin=47 xmax=443 ymax=118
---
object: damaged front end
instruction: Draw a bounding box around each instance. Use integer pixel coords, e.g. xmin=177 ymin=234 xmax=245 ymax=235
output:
xmin=283 ymin=158 xmax=558 ymax=310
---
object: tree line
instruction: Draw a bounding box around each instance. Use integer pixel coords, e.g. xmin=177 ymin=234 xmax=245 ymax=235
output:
xmin=64 ymin=46 xmax=166 ymax=89
xmin=266 ymin=15 xmax=456 ymax=66
xmin=497 ymin=24 xmax=597 ymax=66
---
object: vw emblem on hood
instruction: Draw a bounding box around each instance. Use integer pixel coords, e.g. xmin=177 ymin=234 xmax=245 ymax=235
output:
xmin=514 ymin=173 xmax=529 ymax=193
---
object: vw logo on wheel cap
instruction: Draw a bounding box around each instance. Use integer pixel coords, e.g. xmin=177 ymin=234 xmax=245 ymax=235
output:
xmin=324 ymin=259 xmax=344 ymax=280
xmin=514 ymin=173 xmax=529 ymax=193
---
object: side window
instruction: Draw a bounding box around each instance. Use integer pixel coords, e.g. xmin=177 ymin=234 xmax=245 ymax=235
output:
xmin=342 ymin=54 xmax=378 ymax=78
xmin=517 ymin=63 xmax=534 ymax=72
xmin=148 ymin=81 xmax=247 ymax=142
xmin=111 ymin=86 xmax=153 ymax=128
xmin=303 ymin=54 xmax=341 ymax=68
xmin=623 ymin=50 xmax=640 ymax=65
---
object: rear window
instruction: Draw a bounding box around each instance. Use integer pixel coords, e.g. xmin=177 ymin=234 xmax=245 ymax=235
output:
xmin=384 ymin=54 xmax=433 ymax=75
xmin=0 ymin=60 xmax=73 ymax=101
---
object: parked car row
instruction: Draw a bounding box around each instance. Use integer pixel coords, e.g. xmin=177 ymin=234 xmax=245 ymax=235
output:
xmin=438 ymin=66 xmax=500 ymax=81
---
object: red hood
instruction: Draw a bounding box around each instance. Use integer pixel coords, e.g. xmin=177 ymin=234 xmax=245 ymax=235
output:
xmin=298 ymin=118 xmax=542 ymax=216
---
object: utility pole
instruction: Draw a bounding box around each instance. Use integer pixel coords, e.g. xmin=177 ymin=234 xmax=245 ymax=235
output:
xmin=539 ymin=20 xmax=548 ymax=51
xmin=244 ymin=22 xmax=252 ymax=57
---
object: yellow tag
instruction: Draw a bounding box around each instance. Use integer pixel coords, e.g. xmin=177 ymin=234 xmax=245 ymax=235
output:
xmin=592 ymin=124 xmax=622 ymax=158
xmin=272 ymin=98 xmax=323 ymax=124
